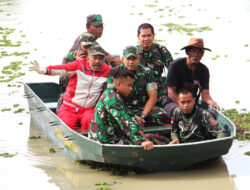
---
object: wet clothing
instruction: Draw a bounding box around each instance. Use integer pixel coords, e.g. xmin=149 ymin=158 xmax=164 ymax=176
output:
xmin=89 ymin=86 xmax=146 ymax=145
xmin=162 ymin=57 xmax=210 ymax=117
xmin=136 ymin=43 xmax=173 ymax=102
xmin=171 ymin=106 xmax=226 ymax=143
xmin=45 ymin=58 xmax=110 ymax=129
xmin=108 ymin=64 xmax=170 ymax=126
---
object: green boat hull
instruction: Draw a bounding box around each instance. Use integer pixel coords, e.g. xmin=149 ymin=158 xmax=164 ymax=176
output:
xmin=24 ymin=82 xmax=236 ymax=172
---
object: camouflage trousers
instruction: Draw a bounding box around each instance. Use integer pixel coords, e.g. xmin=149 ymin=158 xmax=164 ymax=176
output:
xmin=133 ymin=106 xmax=170 ymax=126
xmin=145 ymin=133 xmax=170 ymax=145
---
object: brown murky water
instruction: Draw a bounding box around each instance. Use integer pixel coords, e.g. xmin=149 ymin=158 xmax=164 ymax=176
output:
xmin=1 ymin=0 xmax=250 ymax=189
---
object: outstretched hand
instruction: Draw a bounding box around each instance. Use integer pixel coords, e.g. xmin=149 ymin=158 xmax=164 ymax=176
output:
xmin=29 ymin=60 xmax=46 ymax=74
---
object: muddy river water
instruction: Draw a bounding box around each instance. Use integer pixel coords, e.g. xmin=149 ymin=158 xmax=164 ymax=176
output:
xmin=0 ymin=0 xmax=250 ymax=189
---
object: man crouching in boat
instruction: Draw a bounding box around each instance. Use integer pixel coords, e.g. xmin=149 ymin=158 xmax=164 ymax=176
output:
xmin=88 ymin=68 xmax=154 ymax=150
xmin=29 ymin=44 xmax=110 ymax=131
xmin=170 ymin=88 xmax=227 ymax=144
xmin=107 ymin=46 xmax=170 ymax=127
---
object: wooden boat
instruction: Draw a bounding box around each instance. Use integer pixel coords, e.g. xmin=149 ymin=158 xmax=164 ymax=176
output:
xmin=24 ymin=82 xmax=236 ymax=172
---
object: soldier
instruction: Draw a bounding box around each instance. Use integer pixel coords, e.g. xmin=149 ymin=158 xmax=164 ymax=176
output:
xmin=162 ymin=37 xmax=220 ymax=119
xmin=60 ymin=14 xmax=122 ymax=88
xmin=169 ymin=88 xmax=226 ymax=144
xmin=107 ymin=46 xmax=170 ymax=127
xmin=136 ymin=23 xmax=173 ymax=102
xmin=89 ymin=68 xmax=154 ymax=150
xmin=29 ymin=45 xmax=110 ymax=130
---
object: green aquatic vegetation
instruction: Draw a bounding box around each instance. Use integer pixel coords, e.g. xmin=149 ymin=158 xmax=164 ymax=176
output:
xmin=14 ymin=108 xmax=25 ymax=113
xmin=95 ymin=182 xmax=107 ymax=186
xmin=221 ymin=108 xmax=250 ymax=140
xmin=138 ymin=13 xmax=143 ymax=15
xmin=96 ymin=186 xmax=110 ymax=190
xmin=158 ymin=8 xmax=164 ymax=11
xmin=6 ymin=13 xmax=11 ymax=16
xmin=49 ymin=147 xmax=56 ymax=153
xmin=179 ymin=16 xmax=185 ymax=19
xmin=145 ymin=5 xmax=157 ymax=8
xmin=158 ymin=28 xmax=163 ymax=31
xmin=13 ymin=104 xmax=19 ymax=108
xmin=246 ymin=59 xmax=250 ymax=62
xmin=224 ymin=55 xmax=228 ymax=57
xmin=216 ymin=17 xmax=220 ymax=19
xmin=244 ymin=44 xmax=248 ymax=47
xmin=0 ymin=153 xmax=17 ymax=158
xmin=161 ymin=23 xmax=212 ymax=36
xmin=245 ymin=151 xmax=250 ymax=156
xmin=29 ymin=136 xmax=41 ymax=139
xmin=1 ymin=108 xmax=11 ymax=112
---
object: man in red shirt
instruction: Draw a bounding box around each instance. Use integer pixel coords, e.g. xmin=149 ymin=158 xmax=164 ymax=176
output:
xmin=29 ymin=45 xmax=110 ymax=131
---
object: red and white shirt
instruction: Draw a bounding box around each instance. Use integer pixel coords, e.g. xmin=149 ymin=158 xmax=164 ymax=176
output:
xmin=46 ymin=58 xmax=110 ymax=108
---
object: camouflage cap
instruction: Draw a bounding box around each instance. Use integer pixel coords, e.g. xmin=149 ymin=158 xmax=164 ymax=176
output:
xmin=123 ymin=46 xmax=139 ymax=58
xmin=79 ymin=33 xmax=95 ymax=46
xmin=87 ymin=14 xmax=103 ymax=27
xmin=88 ymin=45 xmax=105 ymax=56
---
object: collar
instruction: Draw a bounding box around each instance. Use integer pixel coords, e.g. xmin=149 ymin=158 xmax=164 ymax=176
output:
xmin=183 ymin=106 xmax=197 ymax=118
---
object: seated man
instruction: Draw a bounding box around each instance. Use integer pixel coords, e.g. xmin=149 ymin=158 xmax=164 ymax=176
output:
xmin=29 ymin=45 xmax=110 ymax=130
xmin=162 ymin=37 xmax=219 ymax=119
xmin=89 ymin=68 xmax=154 ymax=150
xmin=169 ymin=88 xmax=226 ymax=144
xmin=107 ymin=45 xmax=169 ymax=127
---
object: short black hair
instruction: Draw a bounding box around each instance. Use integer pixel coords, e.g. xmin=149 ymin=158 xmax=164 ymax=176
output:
xmin=113 ymin=68 xmax=135 ymax=80
xmin=177 ymin=87 xmax=195 ymax=98
xmin=137 ymin=23 xmax=155 ymax=35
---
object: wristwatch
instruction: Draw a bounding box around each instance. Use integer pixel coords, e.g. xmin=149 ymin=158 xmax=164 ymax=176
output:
xmin=141 ymin=114 xmax=146 ymax=119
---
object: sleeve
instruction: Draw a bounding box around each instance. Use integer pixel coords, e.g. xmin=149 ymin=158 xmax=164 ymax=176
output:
xmin=61 ymin=35 xmax=81 ymax=65
xmin=107 ymin=101 xmax=146 ymax=145
xmin=166 ymin=61 xmax=178 ymax=87
xmin=146 ymin=70 xmax=158 ymax=91
xmin=170 ymin=109 xmax=180 ymax=141
xmin=204 ymin=111 xmax=226 ymax=138
xmin=159 ymin=45 xmax=173 ymax=69
xmin=46 ymin=61 xmax=79 ymax=76
xmin=200 ymin=65 xmax=210 ymax=90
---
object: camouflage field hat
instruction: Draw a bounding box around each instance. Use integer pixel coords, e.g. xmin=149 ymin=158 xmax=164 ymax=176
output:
xmin=79 ymin=33 xmax=95 ymax=46
xmin=88 ymin=45 xmax=105 ymax=56
xmin=87 ymin=14 xmax=103 ymax=27
xmin=123 ymin=46 xmax=139 ymax=58
xmin=181 ymin=37 xmax=211 ymax=51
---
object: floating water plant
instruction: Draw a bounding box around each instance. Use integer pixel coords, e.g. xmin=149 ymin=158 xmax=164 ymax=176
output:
xmin=29 ymin=136 xmax=41 ymax=139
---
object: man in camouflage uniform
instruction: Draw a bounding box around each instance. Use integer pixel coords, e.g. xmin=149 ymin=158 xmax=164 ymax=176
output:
xmin=107 ymin=46 xmax=170 ymax=127
xmin=60 ymin=14 xmax=121 ymax=88
xmin=89 ymin=68 xmax=154 ymax=150
xmin=169 ymin=88 xmax=226 ymax=144
xmin=136 ymin=23 xmax=173 ymax=102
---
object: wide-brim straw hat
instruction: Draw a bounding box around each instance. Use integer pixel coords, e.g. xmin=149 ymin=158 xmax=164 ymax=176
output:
xmin=181 ymin=37 xmax=211 ymax=51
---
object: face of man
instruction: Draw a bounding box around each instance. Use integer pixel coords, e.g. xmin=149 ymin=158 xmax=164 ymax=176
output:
xmin=137 ymin=28 xmax=154 ymax=51
xmin=115 ymin=76 xmax=134 ymax=97
xmin=80 ymin=44 xmax=92 ymax=54
xmin=88 ymin=55 xmax=104 ymax=71
xmin=87 ymin=24 xmax=103 ymax=39
xmin=177 ymin=92 xmax=195 ymax=114
xmin=187 ymin=47 xmax=204 ymax=66
xmin=122 ymin=56 xmax=139 ymax=71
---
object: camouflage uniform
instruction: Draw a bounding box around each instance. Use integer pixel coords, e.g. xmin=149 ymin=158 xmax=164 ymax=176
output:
xmin=88 ymin=86 xmax=146 ymax=145
xmin=171 ymin=106 xmax=227 ymax=143
xmin=108 ymin=64 xmax=169 ymax=126
xmin=60 ymin=14 xmax=109 ymax=87
xmin=136 ymin=43 xmax=173 ymax=101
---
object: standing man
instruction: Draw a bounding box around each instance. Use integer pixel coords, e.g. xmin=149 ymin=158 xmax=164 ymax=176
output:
xmin=107 ymin=46 xmax=169 ymax=127
xmin=136 ymin=23 xmax=173 ymax=102
xmin=162 ymin=37 xmax=220 ymax=118
xmin=60 ymin=14 xmax=122 ymax=88
xmin=29 ymin=45 xmax=110 ymax=130
xmin=89 ymin=68 xmax=154 ymax=150
xmin=169 ymin=88 xmax=226 ymax=144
